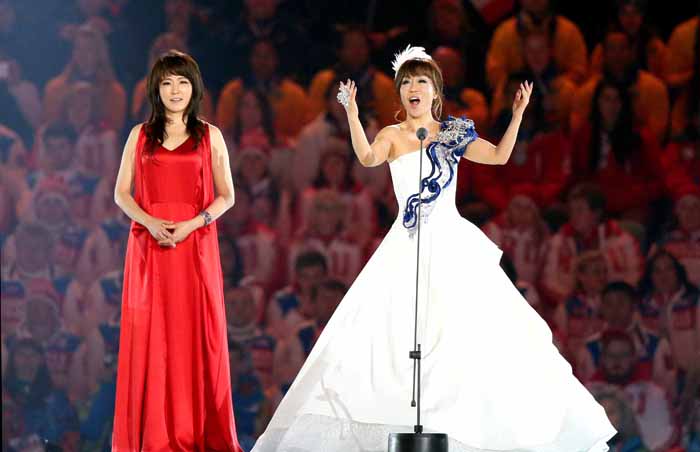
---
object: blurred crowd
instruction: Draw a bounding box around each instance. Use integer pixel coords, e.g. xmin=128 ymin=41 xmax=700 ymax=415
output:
xmin=1 ymin=0 xmax=699 ymax=451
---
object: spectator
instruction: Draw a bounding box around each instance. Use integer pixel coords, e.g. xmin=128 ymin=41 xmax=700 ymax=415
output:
xmin=62 ymin=81 xmax=118 ymax=180
xmin=217 ymin=39 xmax=312 ymax=142
xmin=0 ymin=124 xmax=29 ymax=178
xmin=222 ymin=0 xmax=311 ymax=85
xmin=589 ymin=0 xmax=669 ymax=80
xmin=43 ymin=24 xmax=126 ymax=133
xmin=588 ymin=383 xmax=651 ymax=452
xmin=539 ymin=183 xmax=644 ymax=304
xmin=651 ymin=189 xmax=700 ymax=287
xmin=278 ymin=279 xmax=346 ymax=385
xmin=218 ymin=188 xmax=281 ymax=293
xmin=23 ymin=295 xmax=88 ymax=404
xmin=431 ymin=46 xmax=488 ymax=131
xmin=292 ymin=77 xmax=384 ymax=196
xmin=590 ymin=330 xmax=678 ymax=451
xmin=265 ymin=251 xmax=327 ymax=340
xmin=0 ymin=51 xmax=41 ymax=147
xmin=577 ymin=282 xmax=675 ymax=397
xmin=75 ymin=211 xmax=130 ymax=286
xmin=297 ymin=139 xmax=375 ymax=247
xmin=639 ymin=250 xmax=700 ymax=375
xmin=1 ymin=222 xmax=84 ymax=336
xmin=482 ymin=192 xmax=549 ymax=285
xmin=288 ymin=189 xmax=363 ymax=287
xmin=571 ymin=31 xmax=669 ymax=143
xmin=486 ymin=0 xmax=588 ymax=89
xmin=552 ymin=251 xmax=608 ymax=355
xmin=571 ymin=79 xmax=662 ymax=220
xmin=490 ymin=30 xmax=577 ymax=134
xmin=308 ymin=25 xmax=396 ymax=127
xmin=1 ymin=279 xmax=28 ymax=376
xmin=225 ymin=286 xmax=285 ymax=392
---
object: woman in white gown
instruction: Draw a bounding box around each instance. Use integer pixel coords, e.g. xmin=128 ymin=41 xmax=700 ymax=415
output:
xmin=251 ymin=46 xmax=617 ymax=452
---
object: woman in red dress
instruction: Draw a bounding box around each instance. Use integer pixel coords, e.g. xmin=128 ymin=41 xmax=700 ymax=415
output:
xmin=112 ymin=50 xmax=243 ymax=452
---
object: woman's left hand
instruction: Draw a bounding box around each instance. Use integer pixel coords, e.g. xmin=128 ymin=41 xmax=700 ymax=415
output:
xmin=167 ymin=219 xmax=198 ymax=244
xmin=512 ymin=80 xmax=534 ymax=117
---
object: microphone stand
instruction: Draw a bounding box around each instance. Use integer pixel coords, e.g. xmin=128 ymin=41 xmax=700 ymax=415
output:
xmin=388 ymin=128 xmax=448 ymax=452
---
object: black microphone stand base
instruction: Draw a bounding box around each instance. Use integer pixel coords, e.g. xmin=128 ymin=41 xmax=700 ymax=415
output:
xmin=388 ymin=433 xmax=448 ymax=452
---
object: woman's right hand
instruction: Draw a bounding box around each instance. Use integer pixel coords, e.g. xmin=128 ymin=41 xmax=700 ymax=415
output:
xmin=145 ymin=217 xmax=176 ymax=247
xmin=339 ymin=79 xmax=359 ymax=118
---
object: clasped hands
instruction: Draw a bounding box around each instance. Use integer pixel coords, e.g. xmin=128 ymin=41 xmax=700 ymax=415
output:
xmin=146 ymin=217 xmax=198 ymax=248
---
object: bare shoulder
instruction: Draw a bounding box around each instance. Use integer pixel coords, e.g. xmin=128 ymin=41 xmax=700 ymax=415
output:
xmin=122 ymin=123 xmax=143 ymax=154
xmin=128 ymin=123 xmax=143 ymax=139
xmin=375 ymin=124 xmax=400 ymax=143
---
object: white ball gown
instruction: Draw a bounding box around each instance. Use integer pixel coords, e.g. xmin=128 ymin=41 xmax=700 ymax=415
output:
xmin=251 ymin=117 xmax=617 ymax=452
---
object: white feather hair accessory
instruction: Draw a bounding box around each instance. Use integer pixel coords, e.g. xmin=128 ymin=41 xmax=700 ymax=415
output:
xmin=391 ymin=45 xmax=433 ymax=78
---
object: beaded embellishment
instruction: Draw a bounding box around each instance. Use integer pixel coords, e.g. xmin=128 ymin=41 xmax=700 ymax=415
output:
xmin=402 ymin=116 xmax=478 ymax=236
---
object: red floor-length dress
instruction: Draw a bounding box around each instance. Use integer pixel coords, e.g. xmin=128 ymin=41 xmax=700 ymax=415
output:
xmin=112 ymin=124 xmax=243 ymax=452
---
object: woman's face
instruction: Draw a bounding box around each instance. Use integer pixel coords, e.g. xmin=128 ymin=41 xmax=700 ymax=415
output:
xmin=13 ymin=346 xmax=42 ymax=381
xmin=158 ymin=73 xmax=193 ymax=115
xmin=597 ymin=86 xmax=622 ymax=128
xmin=618 ymin=4 xmax=643 ymax=35
xmin=399 ymin=74 xmax=437 ymax=119
xmin=239 ymin=91 xmax=263 ymax=131
xmin=651 ymin=254 xmax=680 ymax=294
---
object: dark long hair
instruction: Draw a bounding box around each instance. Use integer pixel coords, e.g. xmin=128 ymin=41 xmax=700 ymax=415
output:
xmin=639 ymin=249 xmax=698 ymax=297
xmin=2 ymin=338 xmax=53 ymax=409
xmin=588 ymin=79 xmax=641 ymax=172
xmin=231 ymin=88 xmax=276 ymax=147
xmin=144 ymin=50 xmax=206 ymax=154
xmin=611 ymin=0 xmax=658 ymax=72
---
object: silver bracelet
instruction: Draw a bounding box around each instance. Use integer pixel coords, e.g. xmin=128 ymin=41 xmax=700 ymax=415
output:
xmin=199 ymin=210 xmax=212 ymax=226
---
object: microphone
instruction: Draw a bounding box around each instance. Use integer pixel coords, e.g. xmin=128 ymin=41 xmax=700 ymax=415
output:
xmin=416 ymin=127 xmax=428 ymax=141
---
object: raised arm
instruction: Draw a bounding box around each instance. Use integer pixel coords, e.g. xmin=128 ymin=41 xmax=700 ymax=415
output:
xmin=464 ymin=81 xmax=533 ymax=165
xmin=340 ymin=79 xmax=393 ymax=167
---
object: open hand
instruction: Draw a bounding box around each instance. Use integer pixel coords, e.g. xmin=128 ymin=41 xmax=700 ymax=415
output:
xmin=512 ymin=80 xmax=534 ymax=117
xmin=338 ymin=79 xmax=358 ymax=118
